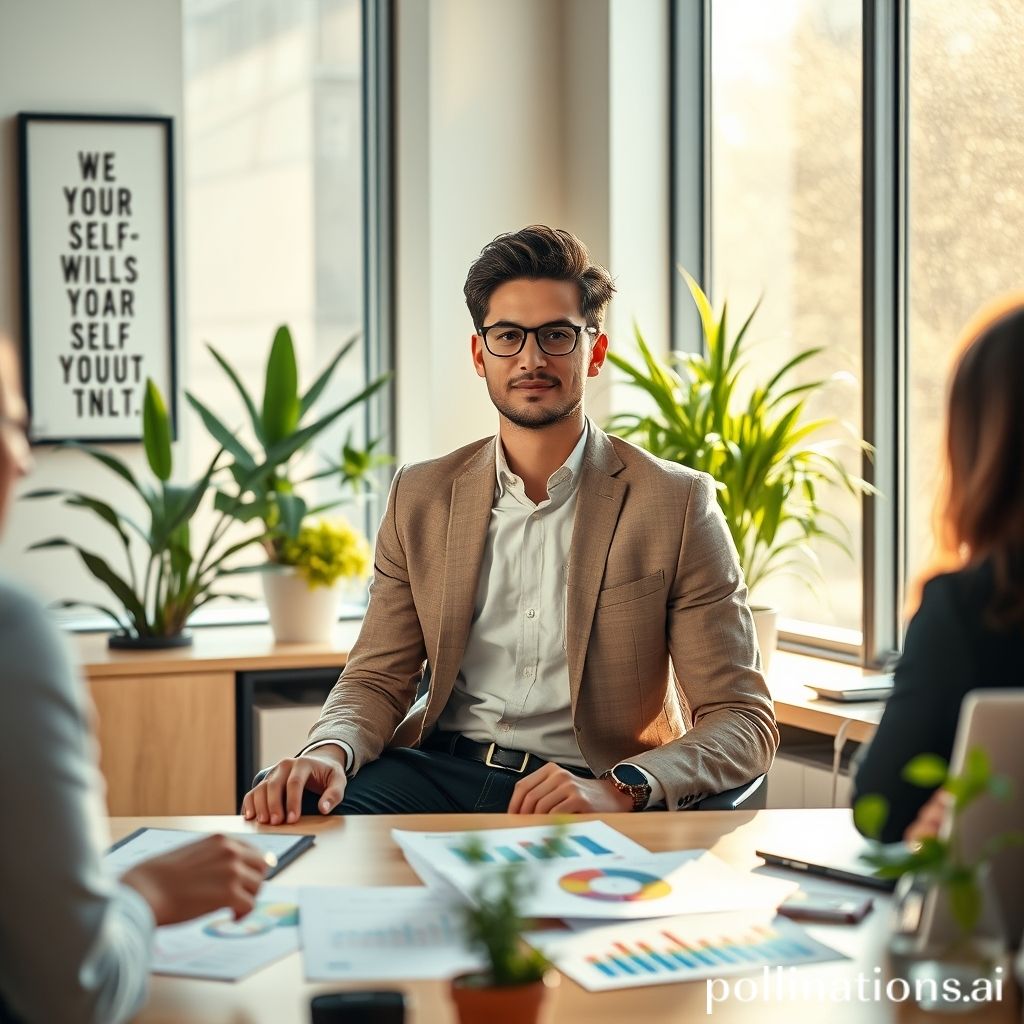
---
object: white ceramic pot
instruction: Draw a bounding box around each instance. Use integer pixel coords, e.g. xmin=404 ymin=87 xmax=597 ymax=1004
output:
xmin=262 ymin=566 xmax=342 ymax=644
xmin=750 ymin=605 xmax=778 ymax=674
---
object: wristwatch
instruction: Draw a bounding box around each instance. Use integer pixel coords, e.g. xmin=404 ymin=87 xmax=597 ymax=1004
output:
xmin=601 ymin=764 xmax=652 ymax=812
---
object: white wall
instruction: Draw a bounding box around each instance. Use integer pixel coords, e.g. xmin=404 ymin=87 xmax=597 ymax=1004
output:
xmin=0 ymin=0 xmax=184 ymax=608
xmin=395 ymin=0 xmax=671 ymax=464
xmin=0 ymin=0 xmax=671 ymax=604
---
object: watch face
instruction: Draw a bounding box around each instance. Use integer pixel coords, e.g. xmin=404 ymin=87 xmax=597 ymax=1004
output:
xmin=613 ymin=764 xmax=648 ymax=787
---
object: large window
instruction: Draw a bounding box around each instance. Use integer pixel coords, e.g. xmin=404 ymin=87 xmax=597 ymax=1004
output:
xmin=182 ymin=0 xmax=381 ymax=616
xmin=680 ymin=0 xmax=1024 ymax=662
xmin=905 ymin=0 xmax=1024 ymax=586
xmin=709 ymin=1 xmax=863 ymax=644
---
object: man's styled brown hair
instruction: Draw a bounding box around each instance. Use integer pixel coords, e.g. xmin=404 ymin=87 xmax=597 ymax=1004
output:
xmin=913 ymin=293 xmax=1024 ymax=627
xmin=463 ymin=225 xmax=616 ymax=331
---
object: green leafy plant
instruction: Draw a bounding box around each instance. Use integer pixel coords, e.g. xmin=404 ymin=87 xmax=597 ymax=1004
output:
xmin=23 ymin=379 xmax=261 ymax=640
xmin=456 ymin=835 xmax=552 ymax=987
xmin=186 ymin=325 xmax=391 ymax=562
xmin=605 ymin=271 xmax=873 ymax=597
xmin=279 ymin=517 xmax=371 ymax=589
xmin=855 ymin=748 xmax=1024 ymax=937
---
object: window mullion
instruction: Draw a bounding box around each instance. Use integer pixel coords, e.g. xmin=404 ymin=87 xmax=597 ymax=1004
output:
xmin=861 ymin=0 xmax=905 ymax=667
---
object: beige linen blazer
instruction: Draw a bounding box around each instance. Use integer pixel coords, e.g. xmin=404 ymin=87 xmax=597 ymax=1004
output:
xmin=306 ymin=425 xmax=779 ymax=810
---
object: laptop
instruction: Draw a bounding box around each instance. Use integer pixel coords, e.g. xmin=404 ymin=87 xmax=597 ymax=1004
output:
xmin=805 ymin=673 xmax=894 ymax=703
xmin=922 ymin=689 xmax=1024 ymax=949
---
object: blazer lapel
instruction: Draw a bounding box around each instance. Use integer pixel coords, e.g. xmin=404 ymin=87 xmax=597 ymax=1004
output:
xmin=422 ymin=439 xmax=496 ymax=731
xmin=566 ymin=427 xmax=627 ymax=713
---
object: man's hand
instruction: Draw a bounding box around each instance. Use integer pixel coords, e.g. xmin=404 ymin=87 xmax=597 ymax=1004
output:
xmin=121 ymin=834 xmax=270 ymax=926
xmin=508 ymin=762 xmax=634 ymax=814
xmin=241 ymin=744 xmax=348 ymax=825
xmin=904 ymin=788 xmax=951 ymax=844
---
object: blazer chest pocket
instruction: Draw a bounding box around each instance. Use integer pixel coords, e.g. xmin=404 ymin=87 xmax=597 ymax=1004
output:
xmin=596 ymin=569 xmax=665 ymax=609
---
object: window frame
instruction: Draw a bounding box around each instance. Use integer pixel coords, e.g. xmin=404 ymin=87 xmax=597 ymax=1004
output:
xmin=672 ymin=0 xmax=911 ymax=668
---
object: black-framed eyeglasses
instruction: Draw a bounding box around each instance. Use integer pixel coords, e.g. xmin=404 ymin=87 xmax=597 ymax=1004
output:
xmin=478 ymin=320 xmax=598 ymax=357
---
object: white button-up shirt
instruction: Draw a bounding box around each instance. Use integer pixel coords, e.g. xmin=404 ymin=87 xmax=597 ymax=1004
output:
xmin=437 ymin=423 xmax=590 ymax=766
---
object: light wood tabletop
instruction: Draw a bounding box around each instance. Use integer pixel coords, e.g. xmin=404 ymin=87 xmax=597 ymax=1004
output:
xmin=111 ymin=809 xmax=1018 ymax=1024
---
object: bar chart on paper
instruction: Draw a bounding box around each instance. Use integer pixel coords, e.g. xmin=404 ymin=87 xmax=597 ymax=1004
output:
xmin=538 ymin=914 xmax=845 ymax=991
xmin=299 ymin=887 xmax=484 ymax=982
xmin=392 ymin=820 xmax=650 ymax=868
xmin=451 ymin=832 xmax=614 ymax=863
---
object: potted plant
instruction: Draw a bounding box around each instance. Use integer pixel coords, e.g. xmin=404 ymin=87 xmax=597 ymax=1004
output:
xmin=854 ymin=750 xmax=1023 ymax=1012
xmin=23 ymin=379 xmax=262 ymax=648
xmin=186 ymin=325 xmax=390 ymax=641
xmin=449 ymin=835 xmax=559 ymax=1024
xmin=604 ymin=271 xmax=872 ymax=669
xmin=261 ymin=516 xmax=371 ymax=643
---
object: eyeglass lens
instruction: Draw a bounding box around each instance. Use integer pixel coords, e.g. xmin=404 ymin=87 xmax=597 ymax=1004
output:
xmin=484 ymin=323 xmax=578 ymax=356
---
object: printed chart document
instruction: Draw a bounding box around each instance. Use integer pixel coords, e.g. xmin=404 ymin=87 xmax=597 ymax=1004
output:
xmin=394 ymin=822 xmax=797 ymax=920
xmin=105 ymin=828 xmax=313 ymax=880
xmin=527 ymin=911 xmax=845 ymax=991
xmin=392 ymin=820 xmax=649 ymax=880
xmin=299 ymin=886 xmax=485 ymax=981
xmin=149 ymin=884 xmax=300 ymax=980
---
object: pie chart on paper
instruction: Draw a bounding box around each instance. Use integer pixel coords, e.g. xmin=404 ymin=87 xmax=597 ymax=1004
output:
xmin=558 ymin=867 xmax=672 ymax=902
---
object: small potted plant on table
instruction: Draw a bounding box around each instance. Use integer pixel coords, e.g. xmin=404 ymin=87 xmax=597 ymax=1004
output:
xmin=855 ymin=748 xmax=1023 ymax=1012
xmin=450 ymin=836 xmax=559 ymax=1024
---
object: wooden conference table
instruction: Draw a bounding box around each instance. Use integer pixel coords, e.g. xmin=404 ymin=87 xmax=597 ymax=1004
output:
xmin=114 ymin=809 xmax=1018 ymax=1024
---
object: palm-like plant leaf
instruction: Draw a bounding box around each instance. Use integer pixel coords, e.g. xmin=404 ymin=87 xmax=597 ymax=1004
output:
xmin=261 ymin=325 xmax=300 ymax=445
xmin=606 ymin=272 xmax=872 ymax=600
xmin=142 ymin=378 xmax=173 ymax=482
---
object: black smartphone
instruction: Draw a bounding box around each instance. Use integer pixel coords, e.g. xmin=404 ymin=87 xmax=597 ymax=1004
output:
xmin=310 ymin=990 xmax=406 ymax=1024
xmin=777 ymin=892 xmax=874 ymax=924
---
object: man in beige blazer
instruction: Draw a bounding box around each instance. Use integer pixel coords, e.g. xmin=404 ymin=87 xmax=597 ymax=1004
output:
xmin=244 ymin=226 xmax=778 ymax=821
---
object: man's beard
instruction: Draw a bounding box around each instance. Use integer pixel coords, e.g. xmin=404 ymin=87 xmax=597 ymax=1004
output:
xmin=486 ymin=377 xmax=582 ymax=429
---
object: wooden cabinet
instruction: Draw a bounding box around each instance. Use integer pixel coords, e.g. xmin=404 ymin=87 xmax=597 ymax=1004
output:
xmin=90 ymin=671 xmax=236 ymax=815
xmin=77 ymin=623 xmax=359 ymax=816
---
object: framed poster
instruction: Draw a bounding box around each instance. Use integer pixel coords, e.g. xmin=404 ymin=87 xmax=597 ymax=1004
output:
xmin=17 ymin=113 xmax=177 ymax=443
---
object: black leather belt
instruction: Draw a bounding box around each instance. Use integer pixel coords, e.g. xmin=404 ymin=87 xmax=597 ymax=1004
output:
xmin=424 ymin=731 xmax=540 ymax=774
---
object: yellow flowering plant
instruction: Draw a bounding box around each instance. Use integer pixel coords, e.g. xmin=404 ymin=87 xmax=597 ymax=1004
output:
xmin=279 ymin=518 xmax=370 ymax=590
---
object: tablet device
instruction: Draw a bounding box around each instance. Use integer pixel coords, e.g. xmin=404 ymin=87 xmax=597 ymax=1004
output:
xmin=756 ymin=847 xmax=896 ymax=892
xmin=106 ymin=827 xmax=315 ymax=880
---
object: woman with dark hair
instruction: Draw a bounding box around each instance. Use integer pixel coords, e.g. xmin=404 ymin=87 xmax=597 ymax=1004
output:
xmin=853 ymin=295 xmax=1024 ymax=843
xmin=0 ymin=336 xmax=269 ymax=1024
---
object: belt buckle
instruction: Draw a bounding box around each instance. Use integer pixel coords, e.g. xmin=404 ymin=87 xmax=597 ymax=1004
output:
xmin=484 ymin=741 xmax=530 ymax=774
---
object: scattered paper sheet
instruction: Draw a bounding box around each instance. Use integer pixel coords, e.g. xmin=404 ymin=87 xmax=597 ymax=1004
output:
xmin=299 ymin=886 xmax=484 ymax=981
xmin=394 ymin=821 xmax=797 ymax=920
xmin=527 ymin=911 xmax=846 ymax=991
xmin=149 ymin=884 xmax=300 ymax=980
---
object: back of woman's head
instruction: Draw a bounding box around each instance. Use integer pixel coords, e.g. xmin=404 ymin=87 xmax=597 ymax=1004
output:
xmin=936 ymin=295 xmax=1024 ymax=627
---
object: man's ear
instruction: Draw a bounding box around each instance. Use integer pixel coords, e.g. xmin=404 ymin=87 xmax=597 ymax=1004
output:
xmin=587 ymin=332 xmax=609 ymax=377
xmin=471 ymin=334 xmax=487 ymax=378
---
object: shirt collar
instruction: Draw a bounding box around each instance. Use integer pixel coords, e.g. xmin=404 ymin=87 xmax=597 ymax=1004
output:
xmin=495 ymin=418 xmax=590 ymax=499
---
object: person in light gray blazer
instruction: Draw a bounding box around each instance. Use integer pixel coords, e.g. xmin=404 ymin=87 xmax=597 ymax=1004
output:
xmin=0 ymin=337 xmax=269 ymax=1024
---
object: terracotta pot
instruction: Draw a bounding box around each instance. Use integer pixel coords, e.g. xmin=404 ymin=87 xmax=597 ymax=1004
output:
xmin=449 ymin=970 xmax=558 ymax=1024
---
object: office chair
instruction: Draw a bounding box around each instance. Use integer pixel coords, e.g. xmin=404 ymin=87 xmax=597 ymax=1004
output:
xmin=691 ymin=773 xmax=767 ymax=811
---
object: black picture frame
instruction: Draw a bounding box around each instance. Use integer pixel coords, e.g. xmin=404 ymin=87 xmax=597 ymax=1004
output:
xmin=17 ymin=112 xmax=178 ymax=444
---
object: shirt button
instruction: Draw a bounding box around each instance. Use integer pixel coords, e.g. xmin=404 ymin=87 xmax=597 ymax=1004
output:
xmin=526 ymin=609 xmax=536 ymax=619
xmin=523 ymin=667 xmax=534 ymax=677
